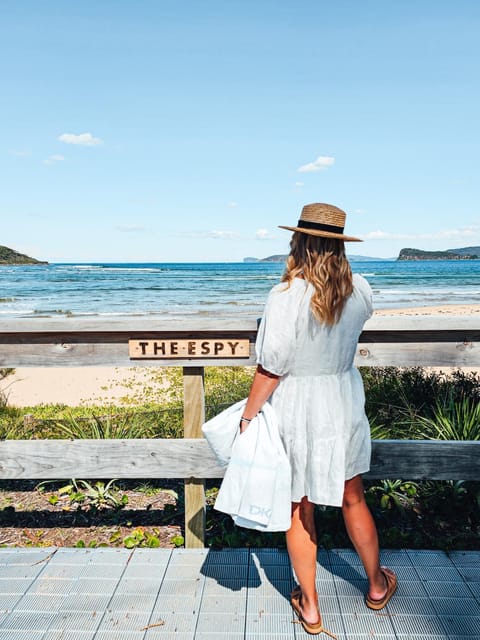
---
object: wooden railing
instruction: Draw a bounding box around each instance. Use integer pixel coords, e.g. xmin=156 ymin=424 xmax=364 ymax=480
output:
xmin=1 ymin=315 xmax=479 ymax=547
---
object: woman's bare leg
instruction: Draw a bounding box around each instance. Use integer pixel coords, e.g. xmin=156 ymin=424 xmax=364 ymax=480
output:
xmin=342 ymin=475 xmax=388 ymax=598
xmin=285 ymin=497 xmax=320 ymax=623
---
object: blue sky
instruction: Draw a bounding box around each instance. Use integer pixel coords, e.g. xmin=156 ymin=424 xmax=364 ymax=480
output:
xmin=1 ymin=0 xmax=480 ymax=262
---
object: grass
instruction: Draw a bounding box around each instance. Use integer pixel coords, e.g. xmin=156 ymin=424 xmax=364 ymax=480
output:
xmin=361 ymin=366 xmax=480 ymax=439
xmin=0 ymin=366 xmax=256 ymax=439
xmin=1 ymin=365 xmax=478 ymax=441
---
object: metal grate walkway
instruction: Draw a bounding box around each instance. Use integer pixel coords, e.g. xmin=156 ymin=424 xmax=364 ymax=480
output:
xmin=0 ymin=547 xmax=479 ymax=639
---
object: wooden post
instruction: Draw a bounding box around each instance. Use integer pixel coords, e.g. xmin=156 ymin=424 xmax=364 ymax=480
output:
xmin=183 ymin=366 xmax=206 ymax=548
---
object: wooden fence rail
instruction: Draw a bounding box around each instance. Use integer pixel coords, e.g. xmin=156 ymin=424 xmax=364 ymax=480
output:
xmin=1 ymin=315 xmax=479 ymax=547
xmin=1 ymin=438 xmax=479 ymax=481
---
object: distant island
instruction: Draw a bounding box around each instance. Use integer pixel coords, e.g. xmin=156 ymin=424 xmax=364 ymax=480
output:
xmin=244 ymin=254 xmax=391 ymax=263
xmin=0 ymin=245 xmax=47 ymax=265
xmin=398 ymin=246 xmax=479 ymax=261
xmin=245 ymin=246 xmax=480 ymax=263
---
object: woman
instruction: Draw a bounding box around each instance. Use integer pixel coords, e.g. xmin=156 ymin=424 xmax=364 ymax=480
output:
xmin=240 ymin=203 xmax=397 ymax=636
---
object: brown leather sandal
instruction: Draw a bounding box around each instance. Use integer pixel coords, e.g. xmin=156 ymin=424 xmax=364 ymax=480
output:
xmin=290 ymin=586 xmax=337 ymax=638
xmin=365 ymin=567 xmax=398 ymax=610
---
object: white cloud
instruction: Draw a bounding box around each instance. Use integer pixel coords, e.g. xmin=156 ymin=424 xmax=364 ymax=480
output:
xmin=184 ymin=228 xmax=277 ymax=241
xmin=209 ymin=230 xmax=240 ymax=239
xmin=59 ymin=132 xmax=103 ymax=146
xmin=297 ymin=155 xmax=335 ymax=173
xmin=43 ymin=154 xmax=65 ymax=165
xmin=116 ymin=224 xmax=148 ymax=233
xmin=354 ymin=208 xmax=367 ymax=214
xmin=178 ymin=230 xmax=241 ymax=240
xmin=295 ymin=181 xmax=304 ymax=187
xmin=255 ymin=228 xmax=276 ymax=240
xmin=228 ymin=201 xmax=238 ymax=208
xmin=362 ymin=227 xmax=480 ymax=241
xmin=10 ymin=150 xmax=32 ymax=157
xmin=436 ymin=227 xmax=478 ymax=239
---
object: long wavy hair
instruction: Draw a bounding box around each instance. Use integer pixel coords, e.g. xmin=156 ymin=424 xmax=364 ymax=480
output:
xmin=282 ymin=232 xmax=353 ymax=326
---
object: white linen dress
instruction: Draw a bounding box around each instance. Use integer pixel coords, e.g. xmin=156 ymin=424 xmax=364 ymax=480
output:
xmin=255 ymin=273 xmax=373 ymax=507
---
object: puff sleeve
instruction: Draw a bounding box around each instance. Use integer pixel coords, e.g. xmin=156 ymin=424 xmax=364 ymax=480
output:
xmin=355 ymin=274 xmax=374 ymax=320
xmin=255 ymin=284 xmax=300 ymax=376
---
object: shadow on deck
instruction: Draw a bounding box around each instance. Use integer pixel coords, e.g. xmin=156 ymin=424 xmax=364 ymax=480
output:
xmin=0 ymin=547 xmax=479 ymax=639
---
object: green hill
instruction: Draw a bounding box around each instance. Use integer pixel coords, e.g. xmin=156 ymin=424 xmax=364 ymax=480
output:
xmin=446 ymin=246 xmax=480 ymax=257
xmin=398 ymin=247 xmax=478 ymax=260
xmin=0 ymin=245 xmax=47 ymax=265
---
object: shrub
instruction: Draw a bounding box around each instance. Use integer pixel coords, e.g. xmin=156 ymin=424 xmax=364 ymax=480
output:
xmin=361 ymin=367 xmax=480 ymax=439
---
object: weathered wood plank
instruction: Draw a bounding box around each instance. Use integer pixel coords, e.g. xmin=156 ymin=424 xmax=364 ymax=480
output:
xmin=0 ymin=439 xmax=221 ymax=479
xmin=0 ymin=318 xmax=259 ymax=332
xmin=0 ymin=343 xmax=258 ymax=367
xmin=354 ymin=341 xmax=479 ymax=367
xmin=358 ymin=330 xmax=480 ymax=344
xmin=183 ymin=367 xmax=206 ymax=548
xmin=366 ymin=440 xmax=480 ymax=480
xmin=0 ymin=439 xmax=479 ymax=481
xmin=1 ymin=315 xmax=478 ymax=333
xmin=1 ymin=340 xmax=477 ymax=367
xmin=1 ymin=316 xmax=478 ymax=368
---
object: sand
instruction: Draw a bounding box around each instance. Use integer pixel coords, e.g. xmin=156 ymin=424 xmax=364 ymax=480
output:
xmin=374 ymin=304 xmax=480 ymax=316
xmin=1 ymin=304 xmax=478 ymax=408
xmin=0 ymin=367 xmax=170 ymax=408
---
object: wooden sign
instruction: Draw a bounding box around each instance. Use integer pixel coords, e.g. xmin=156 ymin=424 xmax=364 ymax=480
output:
xmin=129 ymin=338 xmax=250 ymax=359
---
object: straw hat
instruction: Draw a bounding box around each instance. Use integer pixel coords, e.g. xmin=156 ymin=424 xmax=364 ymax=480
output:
xmin=279 ymin=203 xmax=362 ymax=242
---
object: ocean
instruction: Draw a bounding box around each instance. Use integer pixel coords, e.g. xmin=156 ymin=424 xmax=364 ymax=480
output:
xmin=0 ymin=260 xmax=479 ymax=320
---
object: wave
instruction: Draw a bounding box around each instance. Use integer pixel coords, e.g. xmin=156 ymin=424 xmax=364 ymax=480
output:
xmin=96 ymin=267 xmax=167 ymax=273
xmin=66 ymin=265 xmax=98 ymax=270
xmin=60 ymin=265 xmax=168 ymax=273
xmin=33 ymin=309 xmax=74 ymax=316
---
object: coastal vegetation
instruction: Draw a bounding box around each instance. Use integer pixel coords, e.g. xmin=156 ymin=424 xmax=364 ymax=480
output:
xmin=0 ymin=245 xmax=47 ymax=265
xmin=0 ymin=366 xmax=479 ymax=549
xmin=398 ymin=247 xmax=479 ymax=260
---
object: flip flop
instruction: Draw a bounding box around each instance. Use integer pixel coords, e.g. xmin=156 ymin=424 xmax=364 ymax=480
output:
xmin=365 ymin=567 xmax=398 ymax=611
xmin=290 ymin=586 xmax=337 ymax=638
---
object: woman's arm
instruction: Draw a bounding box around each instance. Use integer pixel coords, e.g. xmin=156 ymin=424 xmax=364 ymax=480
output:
xmin=239 ymin=365 xmax=280 ymax=433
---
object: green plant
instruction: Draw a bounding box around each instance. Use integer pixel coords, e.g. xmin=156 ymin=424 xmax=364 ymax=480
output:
xmin=204 ymin=367 xmax=255 ymax=419
xmin=35 ymin=478 xmax=128 ymax=511
xmin=0 ymin=368 xmax=15 ymax=408
xmin=74 ymin=539 xmax=99 ymax=548
xmin=134 ymin=482 xmax=162 ymax=496
xmin=51 ymin=412 xmax=151 ymax=439
xmin=171 ymin=535 xmax=184 ymax=547
xmin=418 ymin=397 xmax=480 ymax=440
xmin=123 ymin=527 xmax=161 ymax=548
xmin=368 ymin=479 xmax=418 ymax=514
xmin=360 ymin=367 xmax=480 ymax=440
xmin=72 ymin=479 xmax=128 ymax=509
xmin=369 ymin=416 xmax=391 ymax=440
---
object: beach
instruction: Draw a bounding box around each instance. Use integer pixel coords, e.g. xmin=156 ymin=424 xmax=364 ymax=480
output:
xmin=0 ymin=366 xmax=169 ymax=408
xmin=374 ymin=304 xmax=480 ymax=316
xmin=1 ymin=304 xmax=478 ymax=408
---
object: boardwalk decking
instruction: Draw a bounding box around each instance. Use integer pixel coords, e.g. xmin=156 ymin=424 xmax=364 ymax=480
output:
xmin=0 ymin=547 xmax=479 ymax=639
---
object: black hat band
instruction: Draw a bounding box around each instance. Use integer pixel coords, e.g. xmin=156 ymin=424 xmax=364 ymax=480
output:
xmin=297 ymin=220 xmax=344 ymax=234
